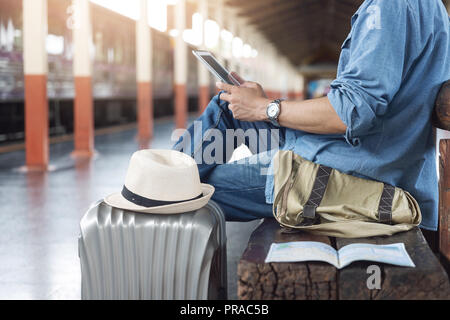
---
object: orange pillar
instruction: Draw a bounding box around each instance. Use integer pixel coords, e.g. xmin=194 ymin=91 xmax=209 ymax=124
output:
xmin=137 ymin=83 xmax=153 ymax=141
xmin=175 ymin=84 xmax=187 ymax=128
xmin=287 ymin=91 xmax=296 ymax=100
xmin=73 ymin=0 xmax=94 ymax=157
xmin=74 ymin=77 xmax=94 ymax=156
xmin=23 ymin=0 xmax=48 ymax=170
xmin=198 ymin=86 xmax=210 ymax=113
xmin=174 ymin=0 xmax=188 ymax=129
xmin=136 ymin=0 xmax=153 ymax=143
xmin=24 ymin=75 xmax=48 ymax=170
xmin=295 ymin=91 xmax=304 ymax=100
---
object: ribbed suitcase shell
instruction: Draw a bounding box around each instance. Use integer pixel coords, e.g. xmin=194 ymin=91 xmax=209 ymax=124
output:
xmin=78 ymin=200 xmax=227 ymax=300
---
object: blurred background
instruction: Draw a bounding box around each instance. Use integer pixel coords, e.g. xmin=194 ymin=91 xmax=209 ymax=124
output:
xmin=0 ymin=0 xmax=358 ymax=148
xmin=0 ymin=0 xmax=449 ymax=300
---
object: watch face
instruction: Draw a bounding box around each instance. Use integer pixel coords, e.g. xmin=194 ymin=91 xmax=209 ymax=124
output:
xmin=267 ymin=103 xmax=279 ymax=118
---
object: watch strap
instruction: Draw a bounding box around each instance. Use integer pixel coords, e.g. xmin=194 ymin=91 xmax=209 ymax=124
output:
xmin=270 ymin=119 xmax=280 ymax=127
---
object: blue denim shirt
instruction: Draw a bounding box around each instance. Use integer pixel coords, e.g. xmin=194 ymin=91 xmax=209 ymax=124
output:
xmin=265 ymin=0 xmax=450 ymax=231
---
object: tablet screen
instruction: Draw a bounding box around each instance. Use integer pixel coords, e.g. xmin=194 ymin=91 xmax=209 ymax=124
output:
xmin=193 ymin=51 xmax=239 ymax=85
xmin=201 ymin=55 xmax=231 ymax=84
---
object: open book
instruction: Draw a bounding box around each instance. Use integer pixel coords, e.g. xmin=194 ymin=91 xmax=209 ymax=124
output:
xmin=265 ymin=242 xmax=415 ymax=269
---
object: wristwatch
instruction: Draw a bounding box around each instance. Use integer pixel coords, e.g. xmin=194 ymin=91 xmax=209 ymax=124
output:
xmin=266 ymin=99 xmax=284 ymax=127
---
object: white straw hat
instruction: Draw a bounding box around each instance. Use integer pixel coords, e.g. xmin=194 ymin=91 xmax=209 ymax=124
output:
xmin=104 ymin=149 xmax=214 ymax=214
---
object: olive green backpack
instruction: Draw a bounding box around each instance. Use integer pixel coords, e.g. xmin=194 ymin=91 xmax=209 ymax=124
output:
xmin=272 ymin=150 xmax=422 ymax=238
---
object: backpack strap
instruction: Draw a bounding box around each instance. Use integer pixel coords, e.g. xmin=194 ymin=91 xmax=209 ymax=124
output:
xmin=378 ymin=183 xmax=395 ymax=224
xmin=302 ymin=164 xmax=333 ymax=222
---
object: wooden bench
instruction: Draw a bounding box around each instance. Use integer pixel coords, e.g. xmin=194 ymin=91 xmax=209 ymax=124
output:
xmin=238 ymin=80 xmax=450 ymax=300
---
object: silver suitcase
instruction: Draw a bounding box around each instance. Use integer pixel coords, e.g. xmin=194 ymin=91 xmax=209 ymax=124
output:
xmin=78 ymin=200 xmax=227 ymax=300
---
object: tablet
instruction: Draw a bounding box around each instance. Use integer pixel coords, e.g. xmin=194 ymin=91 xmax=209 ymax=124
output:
xmin=192 ymin=50 xmax=241 ymax=86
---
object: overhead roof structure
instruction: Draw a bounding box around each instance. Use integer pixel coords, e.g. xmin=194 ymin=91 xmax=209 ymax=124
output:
xmin=225 ymin=0 xmax=363 ymax=67
xmin=227 ymin=0 xmax=450 ymax=67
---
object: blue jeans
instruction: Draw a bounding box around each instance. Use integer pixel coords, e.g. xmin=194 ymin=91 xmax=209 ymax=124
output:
xmin=173 ymin=93 xmax=285 ymax=221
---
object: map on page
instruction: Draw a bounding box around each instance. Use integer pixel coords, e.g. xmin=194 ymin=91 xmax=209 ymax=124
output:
xmin=265 ymin=241 xmax=415 ymax=269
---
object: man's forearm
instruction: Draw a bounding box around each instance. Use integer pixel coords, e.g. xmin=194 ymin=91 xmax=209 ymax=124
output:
xmin=215 ymin=80 xmax=347 ymax=134
xmin=274 ymin=97 xmax=347 ymax=134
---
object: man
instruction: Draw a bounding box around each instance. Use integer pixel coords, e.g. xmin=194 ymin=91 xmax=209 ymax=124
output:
xmin=174 ymin=0 xmax=450 ymax=231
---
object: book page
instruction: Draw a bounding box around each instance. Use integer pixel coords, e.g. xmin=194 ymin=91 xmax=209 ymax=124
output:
xmin=265 ymin=241 xmax=339 ymax=268
xmin=338 ymin=243 xmax=415 ymax=269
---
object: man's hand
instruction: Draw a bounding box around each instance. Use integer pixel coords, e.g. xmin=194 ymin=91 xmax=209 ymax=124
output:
xmin=216 ymin=72 xmax=270 ymax=122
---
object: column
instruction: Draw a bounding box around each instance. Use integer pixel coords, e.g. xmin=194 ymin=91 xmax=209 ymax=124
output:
xmin=73 ymin=0 xmax=94 ymax=157
xmin=287 ymin=68 xmax=296 ymax=100
xmin=197 ymin=0 xmax=209 ymax=114
xmin=249 ymin=29 xmax=260 ymax=81
xmin=302 ymin=74 xmax=309 ymax=100
xmin=279 ymin=60 xmax=288 ymax=99
xmin=295 ymin=74 xmax=305 ymax=100
xmin=274 ymin=51 xmax=282 ymax=99
xmin=240 ymin=23 xmax=249 ymax=79
xmin=260 ymin=44 xmax=270 ymax=98
xmin=267 ymin=47 xmax=277 ymax=99
xmin=228 ymin=10 xmax=238 ymax=74
xmin=136 ymin=0 xmax=153 ymax=141
xmin=284 ymin=63 xmax=290 ymax=99
xmin=214 ymin=0 xmax=226 ymax=95
xmin=23 ymin=0 xmax=48 ymax=170
xmin=255 ymin=35 xmax=265 ymax=87
xmin=174 ymin=0 xmax=188 ymax=129
xmin=215 ymin=0 xmax=225 ymax=65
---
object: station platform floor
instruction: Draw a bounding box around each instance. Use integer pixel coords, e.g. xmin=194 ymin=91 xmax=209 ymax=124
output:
xmin=0 ymin=118 xmax=260 ymax=300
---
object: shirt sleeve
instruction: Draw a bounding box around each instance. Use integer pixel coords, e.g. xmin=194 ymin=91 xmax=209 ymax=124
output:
xmin=327 ymin=0 xmax=417 ymax=146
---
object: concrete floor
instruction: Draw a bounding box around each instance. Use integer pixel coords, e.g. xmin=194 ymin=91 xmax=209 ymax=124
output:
xmin=0 ymin=118 xmax=260 ymax=300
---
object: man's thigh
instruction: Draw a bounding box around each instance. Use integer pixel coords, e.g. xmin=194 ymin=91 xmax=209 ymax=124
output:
xmin=203 ymin=152 xmax=274 ymax=221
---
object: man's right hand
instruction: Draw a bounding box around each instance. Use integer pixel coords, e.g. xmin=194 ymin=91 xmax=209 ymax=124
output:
xmin=229 ymin=71 xmax=268 ymax=99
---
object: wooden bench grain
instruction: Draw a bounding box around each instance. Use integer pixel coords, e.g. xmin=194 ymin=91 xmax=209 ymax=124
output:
xmin=238 ymin=219 xmax=337 ymax=300
xmin=336 ymin=229 xmax=449 ymax=299
xmin=238 ymin=219 xmax=450 ymax=300
xmin=435 ymin=80 xmax=450 ymax=266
